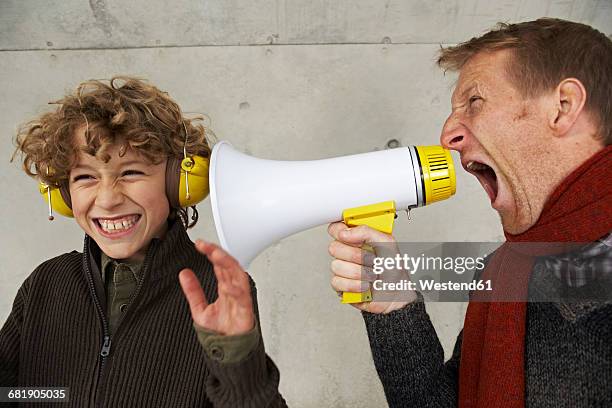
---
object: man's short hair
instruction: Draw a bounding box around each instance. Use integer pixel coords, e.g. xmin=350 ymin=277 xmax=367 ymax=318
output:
xmin=438 ymin=18 xmax=612 ymax=145
xmin=14 ymin=76 xmax=212 ymax=187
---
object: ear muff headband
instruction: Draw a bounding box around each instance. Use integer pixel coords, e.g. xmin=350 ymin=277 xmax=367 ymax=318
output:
xmin=40 ymin=155 xmax=210 ymax=219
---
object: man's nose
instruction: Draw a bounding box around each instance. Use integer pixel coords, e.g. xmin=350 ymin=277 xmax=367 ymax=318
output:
xmin=440 ymin=115 xmax=467 ymax=152
xmin=95 ymin=181 xmax=124 ymax=209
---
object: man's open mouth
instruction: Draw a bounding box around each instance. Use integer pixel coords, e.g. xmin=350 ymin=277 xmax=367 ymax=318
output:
xmin=465 ymin=161 xmax=499 ymax=203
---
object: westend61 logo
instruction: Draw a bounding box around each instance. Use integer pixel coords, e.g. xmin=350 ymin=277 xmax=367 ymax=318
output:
xmin=372 ymin=253 xmax=486 ymax=275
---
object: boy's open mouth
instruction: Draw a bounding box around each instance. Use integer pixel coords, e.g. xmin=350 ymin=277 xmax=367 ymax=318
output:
xmin=465 ymin=160 xmax=499 ymax=203
xmin=95 ymin=214 xmax=141 ymax=235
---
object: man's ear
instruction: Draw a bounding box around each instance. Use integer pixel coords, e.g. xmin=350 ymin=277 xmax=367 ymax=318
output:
xmin=549 ymin=78 xmax=587 ymax=136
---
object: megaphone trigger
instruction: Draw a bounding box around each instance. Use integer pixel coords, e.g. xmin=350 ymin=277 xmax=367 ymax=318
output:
xmin=342 ymin=201 xmax=396 ymax=234
xmin=341 ymin=201 xmax=397 ymax=304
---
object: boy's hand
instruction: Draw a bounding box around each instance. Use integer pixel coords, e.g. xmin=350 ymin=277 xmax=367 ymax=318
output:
xmin=179 ymin=240 xmax=255 ymax=336
xmin=328 ymin=222 xmax=416 ymax=314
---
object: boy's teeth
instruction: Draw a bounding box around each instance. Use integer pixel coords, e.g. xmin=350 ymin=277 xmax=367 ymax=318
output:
xmin=98 ymin=216 xmax=138 ymax=233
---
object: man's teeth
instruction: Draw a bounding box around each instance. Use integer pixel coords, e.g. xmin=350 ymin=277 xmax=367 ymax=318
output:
xmin=467 ymin=161 xmax=489 ymax=171
xmin=98 ymin=216 xmax=138 ymax=233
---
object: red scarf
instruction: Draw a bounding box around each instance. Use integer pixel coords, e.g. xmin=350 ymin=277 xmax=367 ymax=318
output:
xmin=458 ymin=145 xmax=612 ymax=408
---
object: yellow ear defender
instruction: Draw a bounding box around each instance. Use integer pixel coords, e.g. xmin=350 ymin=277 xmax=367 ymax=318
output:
xmin=39 ymin=182 xmax=74 ymax=220
xmin=178 ymin=156 xmax=210 ymax=207
xmin=39 ymin=121 xmax=211 ymax=220
xmin=167 ymin=120 xmax=210 ymax=209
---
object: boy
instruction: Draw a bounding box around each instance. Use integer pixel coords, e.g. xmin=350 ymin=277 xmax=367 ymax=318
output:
xmin=1 ymin=77 xmax=286 ymax=407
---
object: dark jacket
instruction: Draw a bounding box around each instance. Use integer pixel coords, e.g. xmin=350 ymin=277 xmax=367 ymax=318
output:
xmin=0 ymin=219 xmax=286 ymax=407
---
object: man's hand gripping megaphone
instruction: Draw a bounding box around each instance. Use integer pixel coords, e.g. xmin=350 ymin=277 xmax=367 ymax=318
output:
xmin=328 ymin=222 xmax=417 ymax=314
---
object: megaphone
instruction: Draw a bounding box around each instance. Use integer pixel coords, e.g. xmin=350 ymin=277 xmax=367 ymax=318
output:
xmin=210 ymin=141 xmax=456 ymax=299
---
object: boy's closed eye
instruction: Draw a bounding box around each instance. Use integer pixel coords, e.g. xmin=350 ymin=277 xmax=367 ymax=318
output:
xmin=121 ymin=169 xmax=145 ymax=177
xmin=71 ymin=169 xmax=146 ymax=183
xmin=72 ymin=174 xmax=95 ymax=182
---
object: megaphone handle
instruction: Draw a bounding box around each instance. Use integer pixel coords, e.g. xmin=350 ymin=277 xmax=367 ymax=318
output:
xmin=340 ymin=201 xmax=396 ymax=304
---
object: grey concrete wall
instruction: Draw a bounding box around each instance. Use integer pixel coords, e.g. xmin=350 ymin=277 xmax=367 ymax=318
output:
xmin=0 ymin=1 xmax=609 ymax=407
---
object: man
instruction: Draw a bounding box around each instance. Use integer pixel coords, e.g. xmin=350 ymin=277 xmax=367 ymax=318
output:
xmin=328 ymin=18 xmax=611 ymax=407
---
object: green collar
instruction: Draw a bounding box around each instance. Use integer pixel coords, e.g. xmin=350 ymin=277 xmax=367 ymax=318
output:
xmin=100 ymin=252 xmax=143 ymax=284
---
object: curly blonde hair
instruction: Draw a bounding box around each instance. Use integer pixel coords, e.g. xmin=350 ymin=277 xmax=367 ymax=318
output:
xmin=13 ymin=76 xmax=213 ymax=186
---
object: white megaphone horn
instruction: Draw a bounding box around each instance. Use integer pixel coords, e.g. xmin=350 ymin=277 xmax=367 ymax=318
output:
xmin=209 ymin=141 xmax=456 ymax=302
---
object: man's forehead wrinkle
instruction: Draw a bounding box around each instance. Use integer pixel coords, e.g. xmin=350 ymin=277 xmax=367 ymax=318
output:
xmin=451 ymin=82 xmax=480 ymax=108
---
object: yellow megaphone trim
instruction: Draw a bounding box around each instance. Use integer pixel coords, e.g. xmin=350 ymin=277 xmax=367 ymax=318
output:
xmin=415 ymin=145 xmax=456 ymax=205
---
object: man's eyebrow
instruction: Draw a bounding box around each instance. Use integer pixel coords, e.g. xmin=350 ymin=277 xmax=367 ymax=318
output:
xmin=459 ymin=84 xmax=478 ymax=100
xmin=452 ymin=84 xmax=478 ymax=106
